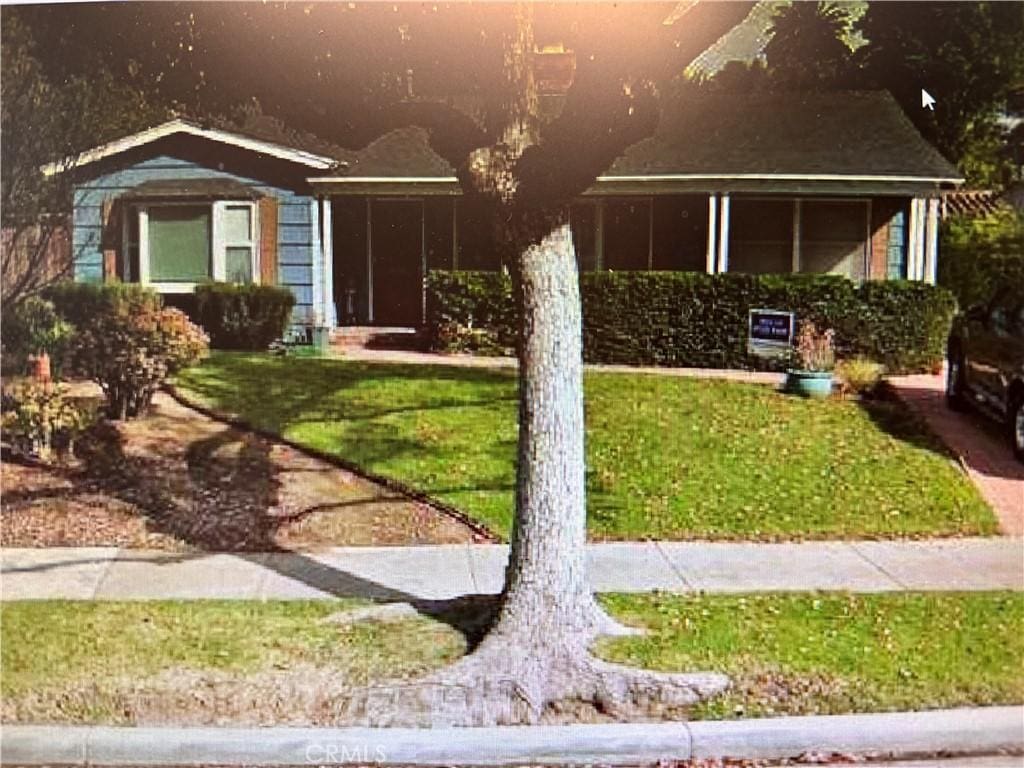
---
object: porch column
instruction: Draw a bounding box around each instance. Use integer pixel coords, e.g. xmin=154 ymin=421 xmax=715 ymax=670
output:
xmin=647 ymin=196 xmax=654 ymax=270
xmin=451 ymin=198 xmax=459 ymax=270
xmin=595 ymin=199 xmax=605 ymax=270
xmin=366 ymin=198 xmax=374 ymax=324
xmin=791 ymin=199 xmax=802 ymax=273
xmin=924 ymin=197 xmax=940 ymax=285
xmin=706 ymin=194 xmax=718 ymax=274
xmin=421 ymin=199 xmax=427 ymax=325
xmin=716 ymin=193 xmax=730 ymax=273
xmin=320 ymin=196 xmax=336 ymax=327
xmin=310 ymin=198 xmax=323 ymax=326
xmin=908 ymin=197 xmax=925 ymax=280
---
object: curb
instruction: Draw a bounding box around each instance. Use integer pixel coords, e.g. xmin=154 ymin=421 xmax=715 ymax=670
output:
xmin=3 ymin=707 xmax=1021 ymax=766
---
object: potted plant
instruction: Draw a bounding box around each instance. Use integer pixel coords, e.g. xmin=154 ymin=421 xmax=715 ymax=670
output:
xmin=785 ymin=322 xmax=836 ymax=398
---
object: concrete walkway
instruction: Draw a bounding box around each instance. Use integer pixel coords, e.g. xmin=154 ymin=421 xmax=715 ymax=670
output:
xmin=889 ymin=371 xmax=1024 ymax=536
xmin=3 ymin=538 xmax=1021 ymax=601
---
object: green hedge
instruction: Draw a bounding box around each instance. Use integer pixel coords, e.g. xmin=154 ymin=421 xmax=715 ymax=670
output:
xmin=426 ymin=271 xmax=957 ymax=374
xmin=193 ymin=283 xmax=295 ymax=350
xmin=42 ymin=282 xmax=163 ymax=328
xmin=939 ymin=212 xmax=1024 ymax=309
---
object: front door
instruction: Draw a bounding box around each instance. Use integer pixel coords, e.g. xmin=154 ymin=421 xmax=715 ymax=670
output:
xmin=371 ymin=200 xmax=423 ymax=327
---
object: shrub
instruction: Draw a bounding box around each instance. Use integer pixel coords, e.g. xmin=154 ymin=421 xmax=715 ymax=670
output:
xmin=0 ymin=296 xmax=74 ymax=377
xmin=193 ymin=283 xmax=296 ymax=350
xmin=52 ymin=285 xmax=209 ymax=419
xmin=426 ymin=271 xmax=956 ymax=374
xmin=835 ymin=357 xmax=885 ymax=397
xmin=939 ymin=211 xmax=1024 ymax=309
xmin=1 ymin=381 xmax=94 ymax=461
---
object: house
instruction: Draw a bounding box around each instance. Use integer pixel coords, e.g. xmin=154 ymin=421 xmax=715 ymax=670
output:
xmin=56 ymin=90 xmax=961 ymax=331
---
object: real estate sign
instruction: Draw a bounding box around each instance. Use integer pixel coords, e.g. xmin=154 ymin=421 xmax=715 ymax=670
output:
xmin=748 ymin=309 xmax=795 ymax=357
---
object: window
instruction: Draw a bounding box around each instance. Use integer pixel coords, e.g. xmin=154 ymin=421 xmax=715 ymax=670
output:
xmin=728 ymin=199 xmax=793 ymax=274
xmin=137 ymin=201 xmax=259 ymax=292
xmin=800 ymin=201 xmax=868 ymax=280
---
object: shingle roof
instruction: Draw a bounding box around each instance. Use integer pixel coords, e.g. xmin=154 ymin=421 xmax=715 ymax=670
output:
xmin=606 ymin=91 xmax=961 ymax=181
xmin=334 ymin=126 xmax=456 ymax=178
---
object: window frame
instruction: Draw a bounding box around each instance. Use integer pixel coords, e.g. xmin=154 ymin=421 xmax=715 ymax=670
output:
xmin=136 ymin=200 xmax=260 ymax=293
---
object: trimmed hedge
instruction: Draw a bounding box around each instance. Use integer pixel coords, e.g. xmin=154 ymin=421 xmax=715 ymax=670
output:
xmin=426 ymin=271 xmax=957 ymax=374
xmin=42 ymin=282 xmax=163 ymax=328
xmin=193 ymin=283 xmax=295 ymax=350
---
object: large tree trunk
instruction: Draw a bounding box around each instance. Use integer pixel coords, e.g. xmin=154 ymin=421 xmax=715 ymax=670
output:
xmin=355 ymin=220 xmax=728 ymax=727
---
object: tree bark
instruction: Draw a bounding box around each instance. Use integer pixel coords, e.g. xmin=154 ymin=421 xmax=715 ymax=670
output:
xmin=349 ymin=220 xmax=727 ymax=728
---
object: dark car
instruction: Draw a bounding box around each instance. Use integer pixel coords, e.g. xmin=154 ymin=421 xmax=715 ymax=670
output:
xmin=946 ymin=285 xmax=1024 ymax=462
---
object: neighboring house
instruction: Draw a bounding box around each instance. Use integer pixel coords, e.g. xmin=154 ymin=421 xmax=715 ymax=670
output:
xmin=55 ymin=90 xmax=961 ymax=330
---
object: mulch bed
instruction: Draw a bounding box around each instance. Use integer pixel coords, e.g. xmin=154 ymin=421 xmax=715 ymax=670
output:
xmin=1 ymin=387 xmax=482 ymax=551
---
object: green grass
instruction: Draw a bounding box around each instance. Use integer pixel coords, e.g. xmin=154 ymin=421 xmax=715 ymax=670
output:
xmin=599 ymin=591 xmax=1024 ymax=718
xmin=0 ymin=600 xmax=463 ymax=704
xmin=3 ymin=593 xmax=1021 ymax=723
xmin=173 ymin=353 xmax=996 ymax=540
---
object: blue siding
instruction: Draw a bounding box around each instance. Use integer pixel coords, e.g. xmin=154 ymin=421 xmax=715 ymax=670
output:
xmin=72 ymin=153 xmax=317 ymax=321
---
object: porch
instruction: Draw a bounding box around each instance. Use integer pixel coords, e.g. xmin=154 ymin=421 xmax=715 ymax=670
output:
xmin=309 ymin=191 xmax=942 ymax=330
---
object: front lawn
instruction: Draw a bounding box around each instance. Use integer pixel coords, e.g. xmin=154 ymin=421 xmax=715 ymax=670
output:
xmin=174 ymin=354 xmax=996 ymax=540
xmin=3 ymin=592 xmax=1020 ymax=724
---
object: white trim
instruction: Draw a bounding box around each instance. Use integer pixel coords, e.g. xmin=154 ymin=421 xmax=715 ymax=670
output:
xmin=43 ymin=119 xmax=337 ymax=175
xmin=321 ymin=197 xmax=336 ymax=327
xmin=309 ymin=176 xmax=459 ymax=183
xmin=925 ymin=198 xmax=940 ymax=285
xmin=791 ymin=199 xmax=802 ymax=273
xmin=706 ymin=194 xmax=718 ymax=274
xmin=716 ymin=193 xmax=730 ymax=273
xmin=596 ymin=172 xmax=964 ymax=184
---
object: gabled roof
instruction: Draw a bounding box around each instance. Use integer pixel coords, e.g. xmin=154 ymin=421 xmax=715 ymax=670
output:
xmin=313 ymin=126 xmax=457 ymax=181
xmin=604 ymin=91 xmax=962 ymax=183
xmin=43 ymin=118 xmax=343 ymax=176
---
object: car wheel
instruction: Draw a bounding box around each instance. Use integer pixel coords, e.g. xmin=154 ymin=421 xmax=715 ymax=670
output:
xmin=1011 ymin=395 xmax=1024 ymax=464
xmin=946 ymin=353 xmax=968 ymax=411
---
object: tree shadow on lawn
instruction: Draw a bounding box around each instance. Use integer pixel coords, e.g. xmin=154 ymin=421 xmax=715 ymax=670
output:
xmin=863 ymin=383 xmax=1024 ymax=484
xmin=177 ymin=355 xmax=518 ymax=434
xmin=10 ymin=414 xmax=504 ymax=646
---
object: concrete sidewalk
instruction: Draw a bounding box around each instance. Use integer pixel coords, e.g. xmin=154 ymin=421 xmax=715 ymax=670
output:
xmin=2 ymin=538 xmax=1021 ymax=601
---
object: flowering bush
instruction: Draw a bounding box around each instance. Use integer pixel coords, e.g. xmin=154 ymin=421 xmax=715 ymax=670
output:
xmin=1 ymin=381 xmax=94 ymax=461
xmin=794 ymin=322 xmax=835 ymax=372
xmin=71 ymin=303 xmax=208 ymax=419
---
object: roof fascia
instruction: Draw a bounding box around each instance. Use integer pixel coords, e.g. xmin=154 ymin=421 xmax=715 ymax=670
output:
xmin=43 ymin=119 xmax=337 ymax=176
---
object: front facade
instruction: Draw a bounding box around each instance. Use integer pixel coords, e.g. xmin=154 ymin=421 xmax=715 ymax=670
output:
xmin=62 ymin=92 xmax=962 ymax=330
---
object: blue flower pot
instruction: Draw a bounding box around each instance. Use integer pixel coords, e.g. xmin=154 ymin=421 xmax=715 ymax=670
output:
xmin=785 ymin=370 xmax=834 ymax=398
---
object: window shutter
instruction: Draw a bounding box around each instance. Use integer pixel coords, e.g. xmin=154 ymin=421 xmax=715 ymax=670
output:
xmin=100 ymin=198 xmax=121 ymax=282
xmin=259 ymin=197 xmax=278 ymax=285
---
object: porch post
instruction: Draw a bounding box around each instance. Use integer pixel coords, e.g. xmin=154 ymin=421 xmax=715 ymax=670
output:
xmin=366 ymin=198 xmax=374 ymax=324
xmin=321 ymin=196 xmax=335 ymax=327
xmin=451 ymin=198 xmax=459 ymax=270
xmin=310 ymin=198 xmax=323 ymax=326
xmin=647 ymin=196 xmax=654 ymax=270
xmin=421 ymin=199 xmax=427 ymax=325
xmin=706 ymin=194 xmax=718 ymax=274
xmin=791 ymin=199 xmax=802 ymax=273
xmin=716 ymin=193 xmax=730 ymax=273
xmin=908 ymin=197 xmax=925 ymax=280
xmin=595 ymin=199 xmax=605 ymax=270
xmin=924 ymin=197 xmax=940 ymax=285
